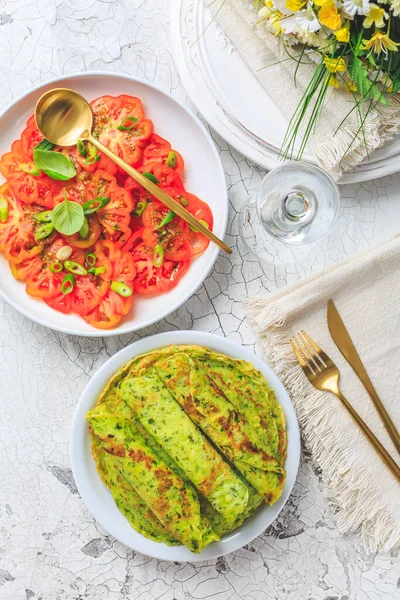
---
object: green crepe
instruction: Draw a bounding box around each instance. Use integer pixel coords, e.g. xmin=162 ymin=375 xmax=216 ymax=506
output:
xmin=86 ymin=404 xmax=218 ymax=553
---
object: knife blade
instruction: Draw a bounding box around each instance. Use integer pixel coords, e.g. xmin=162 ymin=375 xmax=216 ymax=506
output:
xmin=327 ymin=299 xmax=400 ymax=454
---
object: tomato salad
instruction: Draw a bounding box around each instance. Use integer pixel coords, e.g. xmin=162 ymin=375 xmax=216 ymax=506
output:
xmin=0 ymin=95 xmax=213 ymax=329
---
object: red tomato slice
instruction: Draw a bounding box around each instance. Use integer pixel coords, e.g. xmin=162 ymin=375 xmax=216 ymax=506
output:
xmin=143 ymin=134 xmax=184 ymax=174
xmin=61 ymin=215 xmax=101 ymax=249
xmin=133 ymin=258 xmax=189 ymax=295
xmin=84 ymin=240 xmax=136 ymax=328
xmin=165 ymin=188 xmax=214 ymax=256
xmin=90 ymin=95 xmax=148 ymax=168
xmin=124 ymin=161 xmax=184 ymax=195
xmin=0 ymin=191 xmax=48 ymax=265
xmin=0 ymin=147 xmax=63 ymax=209
xmin=21 ymin=116 xmax=44 ymax=158
xmin=141 ymin=201 xmax=193 ymax=261
xmin=84 ymin=170 xmax=133 ymax=243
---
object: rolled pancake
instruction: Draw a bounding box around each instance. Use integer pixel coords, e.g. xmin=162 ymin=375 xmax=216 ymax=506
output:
xmin=108 ymin=345 xmax=287 ymax=465
xmin=86 ymin=404 xmax=218 ymax=553
xmin=118 ymin=371 xmax=249 ymax=523
xmin=91 ymin=435 xmax=179 ymax=545
xmin=157 ymin=353 xmax=286 ymax=504
xmin=98 ymin=383 xmax=263 ymax=537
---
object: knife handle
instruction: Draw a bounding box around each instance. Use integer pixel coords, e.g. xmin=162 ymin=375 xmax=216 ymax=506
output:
xmin=362 ymin=377 xmax=400 ymax=455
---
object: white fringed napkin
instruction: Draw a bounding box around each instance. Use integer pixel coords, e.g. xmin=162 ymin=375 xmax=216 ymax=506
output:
xmin=208 ymin=0 xmax=400 ymax=178
xmin=246 ymin=235 xmax=400 ymax=553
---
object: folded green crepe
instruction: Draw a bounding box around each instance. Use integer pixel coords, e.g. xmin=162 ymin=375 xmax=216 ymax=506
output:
xmin=86 ymin=405 xmax=218 ymax=553
xmin=96 ymin=388 xmax=263 ymax=539
xmin=156 ymin=353 xmax=286 ymax=504
xmin=91 ymin=435 xmax=179 ymax=545
xmin=118 ymin=370 xmax=249 ymax=523
xmin=106 ymin=345 xmax=287 ymax=466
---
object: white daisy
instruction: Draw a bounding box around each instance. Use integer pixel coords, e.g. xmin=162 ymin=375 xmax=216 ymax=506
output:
xmin=280 ymin=14 xmax=298 ymax=33
xmin=342 ymin=0 xmax=370 ymax=16
xmin=295 ymin=5 xmax=321 ymax=32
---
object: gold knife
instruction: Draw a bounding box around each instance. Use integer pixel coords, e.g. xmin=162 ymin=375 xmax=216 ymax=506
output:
xmin=327 ymin=299 xmax=400 ymax=454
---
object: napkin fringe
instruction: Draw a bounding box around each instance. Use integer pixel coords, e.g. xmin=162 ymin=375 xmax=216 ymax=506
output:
xmin=246 ymin=297 xmax=400 ymax=553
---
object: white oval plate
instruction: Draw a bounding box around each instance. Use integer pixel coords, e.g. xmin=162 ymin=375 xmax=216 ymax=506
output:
xmin=70 ymin=331 xmax=301 ymax=561
xmin=0 ymin=72 xmax=228 ymax=336
xmin=170 ymin=0 xmax=400 ymax=184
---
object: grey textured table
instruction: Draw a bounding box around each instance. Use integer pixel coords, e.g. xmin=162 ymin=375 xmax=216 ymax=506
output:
xmin=0 ymin=1 xmax=399 ymax=599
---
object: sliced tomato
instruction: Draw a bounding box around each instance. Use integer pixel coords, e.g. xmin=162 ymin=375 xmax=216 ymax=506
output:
xmin=21 ymin=115 xmax=44 ymax=158
xmin=61 ymin=215 xmax=101 ymax=249
xmin=84 ymin=240 xmax=136 ymax=328
xmin=143 ymin=134 xmax=184 ymax=174
xmin=84 ymin=170 xmax=133 ymax=243
xmin=10 ymin=255 xmax=43 ymax=281
xmin=90 ymin=95 xmax=148 ymax=168
xmin=133 ymin=258 xmax=189 ymax=295
xmin=140 ymin=201 xmax=193 ymax=261
xmin=70 ymin=143 xmax=118 ymax=176
xmin=1 ymin=192 xmax=47 ymax=265
xmin=164 ymin=188 xmax=214 ymax=256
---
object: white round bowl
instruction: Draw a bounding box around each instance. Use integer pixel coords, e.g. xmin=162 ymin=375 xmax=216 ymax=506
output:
xmin=0 ymin=72 xmax=228 ymax=336
xmin=70 ymin=331 xmax=301 ymax=561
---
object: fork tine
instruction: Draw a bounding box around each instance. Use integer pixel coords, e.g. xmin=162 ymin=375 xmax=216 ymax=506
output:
xmin=301 ymin=330 xmax=331 ymax=365
xmin=294 ymin=334 xmax=320 ymax=372
xmin=298 ymin=331 xmax=326 ymax=368
xmin=291 ymin=337 xmax=315 ymax=378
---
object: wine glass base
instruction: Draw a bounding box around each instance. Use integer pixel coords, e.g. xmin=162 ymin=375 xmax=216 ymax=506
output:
xmin=240 ymin=203 xmax=324 ymax=267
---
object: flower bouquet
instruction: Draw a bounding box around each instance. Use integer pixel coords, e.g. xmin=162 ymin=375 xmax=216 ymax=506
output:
xmin=257 ymin=0 xmax=400 ymax=162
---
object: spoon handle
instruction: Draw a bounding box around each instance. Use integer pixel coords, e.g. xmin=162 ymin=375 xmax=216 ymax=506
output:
xmin=84 ymin=133 xmax=232 ymax=255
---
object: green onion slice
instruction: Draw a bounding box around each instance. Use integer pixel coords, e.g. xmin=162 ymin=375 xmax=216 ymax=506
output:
xmin=110 ymin=280 xmax=133 ymax=297
xmin=131 ymin=200 xmax=148 ymax=217
xmin=19 ymin=163 xmax=41 ymax=176
xmin=88 ymin=266 xmax=106 ymax=276
xmin=189 ymin=219 xmax=209 ymax=233
xmin=35 ymin=223 xmax=55 ymax=240
xmin=61 ymin=273 xmax=75 ymax=295
xmin=63 ymin=260 xmax=87 ymax=276
xmin=83 ymin=196 xmax=110 ymax=215
xmin=153 ymin=244 xmax=164 ymax=268
xmin=157 ymin=210 xmax=175 ymax=229
xmin=166 ymin=151 xmax=177 ymax=168
xmin=143 ymin=172 xmax=160 ymax=184
xmin=86 ymin=252 xmax=97 ymax=267
xmin=34 ymin=139 xmax=55 ymax=152
xmin=35 ymin=210 xmax=52 ymax=223
xmin=85 ymin=143 xmax=100 ymax=165
xmin=50 ymin=261 xmax=63 ymax=273
xmin=77 ymin=140 xmax=88 ymax=158
xmin=79 ymin=216 xmax=89 ymax=239
xmin=117 ymin=116 xmax=138 ymax=131
xmin=0 ymin=197 xmax=9 ymax=223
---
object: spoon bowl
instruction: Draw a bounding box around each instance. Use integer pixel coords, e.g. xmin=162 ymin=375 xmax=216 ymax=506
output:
xmin=35 ymin=88 xmax=93 ymax=146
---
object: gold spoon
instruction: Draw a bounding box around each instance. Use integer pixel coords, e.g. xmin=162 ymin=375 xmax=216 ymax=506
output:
xmin=34 ymin=88 xmax=232 ymax=255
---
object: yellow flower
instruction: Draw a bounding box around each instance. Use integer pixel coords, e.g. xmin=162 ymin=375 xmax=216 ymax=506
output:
xmin=285 ymin=0 xmax=306 ymax=11
xmin=324 ymin=56 xmax=347 ymax=73
xmin=334 ymin=23 xmax=350 ymax=42
xmin=318 ymin=2 xmax=342 ymax=30
xmin=360 ymin=32 xmax=400 ymax=54
xmin=363 ymin=4 xmax=388 ymax=28
xmin=346 ymin=80 xmax=358 ymax=92
xmin=326 ymin=74 xmax=340 ymax=88
xmin=313 ymin=0 xmax=331 ymax=6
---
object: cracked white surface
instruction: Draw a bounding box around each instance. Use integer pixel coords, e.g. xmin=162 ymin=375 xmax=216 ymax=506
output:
xmin=0 ymin=1 xmax=399 ymax=599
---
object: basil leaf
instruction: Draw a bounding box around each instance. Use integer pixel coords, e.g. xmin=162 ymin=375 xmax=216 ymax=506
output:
xmin=51 ymin=197 xmax=84 ymax=235
xmin=33 ymin=149 xmax=76 ymax=181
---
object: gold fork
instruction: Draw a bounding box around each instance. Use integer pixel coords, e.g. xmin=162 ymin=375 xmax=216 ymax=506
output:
xmin=291 ymin=330 xmax=400 ymax=483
